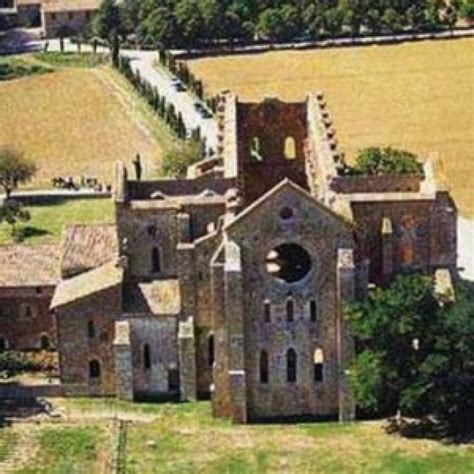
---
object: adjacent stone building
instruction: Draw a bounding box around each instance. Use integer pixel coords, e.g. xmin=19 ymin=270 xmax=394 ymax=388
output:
xmin=0 ymin=92 xmax=457 ymax=423
xmin=41 ymin=0 xmax=99 ymax=38
xmin=0 ymin=245 xmax=60 ymax=351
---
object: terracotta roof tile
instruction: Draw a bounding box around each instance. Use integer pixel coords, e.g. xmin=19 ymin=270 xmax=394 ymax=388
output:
xmin=51 ymin=260 xmax=123 ymax=309
xmin=42 ymin=0 xmax=101 ymax=13
xmin=0 ymin=245 xmax=60 ymax=287
xmin=61 ymin=224 xmax=118 ymax=278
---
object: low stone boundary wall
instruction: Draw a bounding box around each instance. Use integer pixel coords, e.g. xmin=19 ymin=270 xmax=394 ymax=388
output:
xmin=1 ymin=191 xmax=111 ymax=206
xmin=0 ymin=383 xmax=96 ymax=398
xmin=330 ymin=174 xmax=423 ymax=194
xmin=174 ymin=28 xmax=474 ymax=60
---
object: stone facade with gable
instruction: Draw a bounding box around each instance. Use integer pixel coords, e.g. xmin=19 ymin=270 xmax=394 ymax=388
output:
xmin=0 ymin=92 xmax=457 ymax=422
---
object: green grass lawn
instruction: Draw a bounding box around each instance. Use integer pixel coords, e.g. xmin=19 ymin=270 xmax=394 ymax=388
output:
xmin=9 ymin=400 xmax=474 ymax=473
xmin=123 ymin=402 xmax=474 ymax=474
xmin=0 ymin=428 xmax=17 ymax=462
xmin=0 ymin=198 xmax=114 ymax=245
xmin=33 ymin=52 xmax=106 ymax=68
xmin=17 ymin=424 xmax=107 ymax=474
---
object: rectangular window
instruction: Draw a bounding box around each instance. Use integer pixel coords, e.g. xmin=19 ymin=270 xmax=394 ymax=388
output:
xmin=68 ymin=12 xmax=74 ymax=20
xmin=51 ymin=13 xmax=56 ymax=20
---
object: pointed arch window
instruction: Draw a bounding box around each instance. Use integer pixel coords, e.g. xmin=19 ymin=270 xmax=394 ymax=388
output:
xmin=286 ymin=298 xmax=294 ymax=322
xmin=89 ymin=359 xmax=101 ymax=379
xmin=284 ymin=136 xmax=296 ymax=160
xmin=250 ymin=137 xmax=263 ymax=161
xmin=144 ymin=344 xmax=151 ymax=370
xmin=88 ymin=320 xmax=95 ymax=339
xmin=152 ymin=246 xmax=161 ymax=273
xmin=287 ymin=348 xmax=297 ymax=383
xmin=309 ymin=300 xmax=318 ymax=322
xmin=314 ymin=348 xmax=324 ymax=382
xmin=40 ymin=335 xmax=50 ymax=350
xmin=0 ymin=337 xmax=8 ymax=352
xmin=264 ymin=301 xmax=271 ymax=323
xmin=260 ymin=350 xmax=269 ymax=384
xmin=208 ymin=333 xmax=215 ymax=366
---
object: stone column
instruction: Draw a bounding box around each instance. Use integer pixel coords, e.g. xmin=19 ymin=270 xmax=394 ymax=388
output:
xmin=336 ymin=249 xmax=356 ymax=423
xmin=113 ymin=321 xmax=133 ymax=401
xmin=178 ymin=316 xmax=197 ymax=401
xmin=381 ymin=217 xmax=394 ymax=284
xmin=177 ymin=243 xmax=197 ymax=322
xmin=210 ymin=248 xmax=227 ymax=417
xmin=223 ymin=240 xmax=247 ymax=423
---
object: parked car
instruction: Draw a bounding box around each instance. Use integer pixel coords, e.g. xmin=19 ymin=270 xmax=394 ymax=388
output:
xmin=172 ymin=81 xmax=187 ymax=92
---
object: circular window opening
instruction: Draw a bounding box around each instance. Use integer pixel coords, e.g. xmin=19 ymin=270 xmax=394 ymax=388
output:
xmin=280 ymin=207 xmax=294 ymax=220
xmin=265 ymin=243 xmax=312 ymax=283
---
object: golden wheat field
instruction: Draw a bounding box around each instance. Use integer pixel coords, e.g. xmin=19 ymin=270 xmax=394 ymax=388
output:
xmin=0 ymin=66 xmax=167 ymax=188
xmin=189 ymin=38 xmax=474 ymax=216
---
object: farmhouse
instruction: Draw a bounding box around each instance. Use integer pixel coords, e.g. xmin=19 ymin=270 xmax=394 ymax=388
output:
xmin=0 ymin=93 xmax=457 ymax=423
xmin=2 ymin=0 xmax=99 ymax=36
xmin=41 ymin=0 xmax=100 ymax=38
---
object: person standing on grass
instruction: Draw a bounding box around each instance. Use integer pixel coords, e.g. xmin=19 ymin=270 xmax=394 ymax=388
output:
xmin=133 ymin=153 xmax=142 ymax=181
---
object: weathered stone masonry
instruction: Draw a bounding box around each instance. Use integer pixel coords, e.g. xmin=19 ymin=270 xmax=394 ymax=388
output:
xmin=0 ymin=92 xmax=457 ymax=423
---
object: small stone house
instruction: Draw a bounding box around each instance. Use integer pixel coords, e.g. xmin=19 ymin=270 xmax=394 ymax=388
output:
xmin=41 ymin=0 xmax=99 ymax=38
xmin=0 ymin=245 xmax=60 ymax=351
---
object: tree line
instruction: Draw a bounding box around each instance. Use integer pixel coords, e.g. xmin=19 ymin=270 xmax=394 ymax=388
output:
xmin=111 ymin=0 xmax=473 ymax=48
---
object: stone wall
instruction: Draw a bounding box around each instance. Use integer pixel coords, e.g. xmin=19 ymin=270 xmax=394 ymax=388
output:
xmin=42 ymin=9 xmax=95 ymax=39
xmin=117 ymin=206 xmax=180 ymax=280
xmin=126 ymin=177 xmax=236 ymax=200
xmin=350 ymin=191 xmax=457 ymax=284
xmin=221 ymin=182 xmax=354 ymax=420
xmin=0 ymin=286 xmax=56 ymax=350
xmin=330 ymin=174 xmax=423 ymax=194
xmin=55 ymin=285 xmax=121 ymax=396
xmin=128 ymin=317 xmax=179 ymax=397
xmin=236 ymin=99 xmax=309 ymax=203
xmin=181 ymin=232 xmax=222 ymax=397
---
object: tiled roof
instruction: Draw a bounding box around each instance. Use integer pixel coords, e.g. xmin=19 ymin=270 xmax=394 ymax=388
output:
xmin=124 ymin=279 xmax=181 ymax=315
xmin=51 ymin=260 xmax=123 ymax=309
xmin=42 ymin=0 xmax=101 ymax=13
xmin=16 ymin=0 xmax=41 ymax=6
xmin=0 ymin=245 xmax=60 ymax=287
xmin=60 ymin=224 xmax=118 ymax=278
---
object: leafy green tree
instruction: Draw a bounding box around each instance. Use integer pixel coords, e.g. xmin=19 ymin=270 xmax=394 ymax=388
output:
xmin=93 ymin=0 xmax=121 ymax=64
xmin=256 ymin=8 xmax=286 ymax=42
xmin=323 ymin=7 xmax=345 ymax=36
xmin=175 ymin=0 xmax=205 ymax=47
xmin=382 ymin=8 xmax=404 ymax=33
xmin=365 ymin=8 xmax=382 ymax=34
xmin=142 ymin=6 xmax=177 ymax=48
xmin=460 ymin=0 xmax=474 ymax=22
xmin=351 ymin=147 xmax=423 ymax=175
xmin=0 ymin=148 xmax=37 ymax=199
xmin=346 ymin=276 xmax=474 ymax=434
xmin=302 ymin=3 xmax=324 ymax=39
xmin=161 ymin=139 xmax=202 ymax=177
xmin=342 ymin=4 xmax=362 ymax=37
xmin=0 ymin=199 xmax=30 ymax=240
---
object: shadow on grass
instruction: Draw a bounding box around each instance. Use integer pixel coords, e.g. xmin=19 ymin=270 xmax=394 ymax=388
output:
xmin=386 ymin=417 xmax=474 ymax=445
xmin=0 ymin=396 xmax=53 ymax=429
xmin=21 ymin=227 xmax=50 ymax=239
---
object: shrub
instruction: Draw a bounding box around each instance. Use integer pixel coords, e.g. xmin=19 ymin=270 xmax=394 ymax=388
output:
xmin=161 ymin=138 xmax=202 ymax=177
xmin=350 ymin=147 xmax=424 ymax=176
